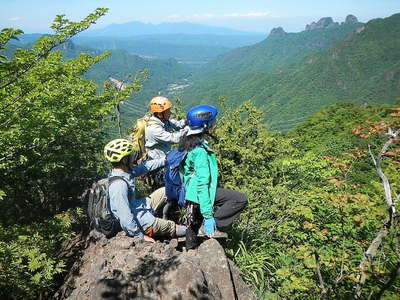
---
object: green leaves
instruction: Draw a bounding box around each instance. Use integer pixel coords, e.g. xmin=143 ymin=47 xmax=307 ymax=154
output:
xmin=0 ymin=9 xmax=142 ymax=299
xmin=219 ymin=102 xmax=400 ymax=298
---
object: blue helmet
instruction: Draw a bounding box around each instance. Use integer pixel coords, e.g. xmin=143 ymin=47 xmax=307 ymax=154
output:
xmin=187 ymin=105 xmax=218 ymax=133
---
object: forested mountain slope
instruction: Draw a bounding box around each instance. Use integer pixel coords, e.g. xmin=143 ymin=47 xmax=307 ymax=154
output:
xmin=181 ymin=16 xmax=363 ymax=105
xmin=249 ymin=13 xmax=400 ymax=130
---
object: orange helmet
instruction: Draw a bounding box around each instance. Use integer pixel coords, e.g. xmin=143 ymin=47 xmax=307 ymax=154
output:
xmin=149 ymin=96 xmax=172 ymax=113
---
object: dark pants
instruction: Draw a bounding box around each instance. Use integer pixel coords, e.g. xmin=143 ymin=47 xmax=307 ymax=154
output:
xmin=187 ymin=188 xmax=248 ymax=229
xmin=185 ymin=188 xmax=247 ymax=249
xmin=214 ymin=188 xmax=248 ymax=228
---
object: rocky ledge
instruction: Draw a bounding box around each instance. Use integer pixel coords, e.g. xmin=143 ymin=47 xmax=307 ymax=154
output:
xmin=54 ymin=232 xmax=257 ymax=300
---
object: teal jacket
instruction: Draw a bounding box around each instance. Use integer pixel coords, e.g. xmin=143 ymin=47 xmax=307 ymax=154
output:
xmin=183 ymin=140 xmax=218 ymax=219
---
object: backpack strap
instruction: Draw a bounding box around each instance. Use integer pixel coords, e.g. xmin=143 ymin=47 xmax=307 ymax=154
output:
xmin=106 ymin=176 xmax=130 ymax=220
xmin=108 ymin=175 xmax=129 ymax=187
xmin=146 ymin=120 xmax=159 ymax=127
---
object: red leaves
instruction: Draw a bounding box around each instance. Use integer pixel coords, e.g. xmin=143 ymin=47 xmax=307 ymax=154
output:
xmin=334 ymin=163 xmax=349 ymax=170
xmin=382 ymin=152 xmax=397 ymax=157
xmin=352 ymin=125 xmax=363 ymax=135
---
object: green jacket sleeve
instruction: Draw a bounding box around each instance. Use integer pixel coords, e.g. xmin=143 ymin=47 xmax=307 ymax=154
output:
xmin=193 ymin=148 xmax=213 ymax=219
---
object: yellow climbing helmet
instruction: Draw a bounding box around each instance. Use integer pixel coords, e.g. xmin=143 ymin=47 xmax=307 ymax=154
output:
xmin=104 ymin=139 xmax=134 ymax=162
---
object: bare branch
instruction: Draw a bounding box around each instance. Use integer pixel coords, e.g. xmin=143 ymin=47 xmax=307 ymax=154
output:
xmin=315 ymin=251 xmax=328 ymax=300
xmin=353 ymin=219 xmax=391 ymax=298
xmin=353 ymin=128 xmax=399 ymax=298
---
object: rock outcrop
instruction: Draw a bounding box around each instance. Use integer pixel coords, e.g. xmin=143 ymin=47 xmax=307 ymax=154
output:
xmin=305 ymin=17 xmax=339 ymax=31
xmin=54 ymin=231 xmax=257 ymax=300
xmin=269 ymin=27 xmax=287 ymax=37
xmin=345 ymin=14 xmax=359 ymax=24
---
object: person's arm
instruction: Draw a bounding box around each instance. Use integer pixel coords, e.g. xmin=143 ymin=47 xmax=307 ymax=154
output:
xmin=109 ymin=180 xmax=143 ymax=237
xmin=168 ymin=118 xmax=186 ymax=129
xmin=193 ymin=149 xmax=213 ymax=219
xmin=131 ymin=157 xmax=165 ymax=177
xmin=149 ymin=124 xmax=187 ymax=145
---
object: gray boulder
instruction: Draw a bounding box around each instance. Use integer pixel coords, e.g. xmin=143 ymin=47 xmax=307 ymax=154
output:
xmin=54 ymin=232 xmax=257 ymax=300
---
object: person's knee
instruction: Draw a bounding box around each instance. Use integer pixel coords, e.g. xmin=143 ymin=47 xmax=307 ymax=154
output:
xmin=237 ymin=192 xmax=248 ymax=209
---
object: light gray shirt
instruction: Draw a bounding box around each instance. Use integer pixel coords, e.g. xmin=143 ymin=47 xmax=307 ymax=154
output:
xmin=108 ymin=157 xmax=164 ymax=237
xmin=145 ymin=116 xmax=187 ymax=159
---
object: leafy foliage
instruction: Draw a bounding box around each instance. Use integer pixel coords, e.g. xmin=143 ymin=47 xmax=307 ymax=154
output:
xmin=0 ymin=9 xmax=140 ymax=299
xmin=213 ymin=102 xmax=400 ymax=298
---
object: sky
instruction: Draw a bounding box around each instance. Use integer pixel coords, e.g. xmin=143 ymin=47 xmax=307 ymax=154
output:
xmin=1 ymin=0 xmax=399 ymax=34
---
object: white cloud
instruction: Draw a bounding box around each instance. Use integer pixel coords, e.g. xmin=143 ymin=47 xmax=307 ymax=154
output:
xmin=166 ymin=12 xmax=270 ymax=21
xmin=9 ymin=16 xmax=22 ymax=21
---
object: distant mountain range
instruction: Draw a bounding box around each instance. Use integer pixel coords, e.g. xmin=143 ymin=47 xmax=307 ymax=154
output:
xmin=179 ymin=14 xmax=400 ymax=130
xmin=72 ymin=34 xmax=265 ymax=63
xmin=81 ymin=21 xmax=262 ymax=37
xmin=74 ymin=21 xmax=265 ymax=62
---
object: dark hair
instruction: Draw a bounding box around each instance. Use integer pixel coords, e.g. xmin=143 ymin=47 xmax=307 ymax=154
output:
xmin=111 ymin=156 xmax=129 ymax=169
xmin=178 ymin=132 xmax=206 ymax=151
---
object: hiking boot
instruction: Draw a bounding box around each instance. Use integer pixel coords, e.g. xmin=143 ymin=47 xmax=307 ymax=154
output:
xmin=185 ymin=227 xmax=199 ymax=250
xmin=198 ymin=225 xmax=228 ymax=239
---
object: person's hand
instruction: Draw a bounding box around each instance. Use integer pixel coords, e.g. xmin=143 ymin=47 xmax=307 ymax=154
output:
xmin=204 ymin=218 xmax=216 ymax=237
xmin=143 ymin=235 xmax=155 ymax=243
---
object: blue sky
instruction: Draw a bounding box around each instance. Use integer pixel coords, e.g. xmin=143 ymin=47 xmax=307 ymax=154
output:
xmin=1 ymin=0 xmax=399 ymax=33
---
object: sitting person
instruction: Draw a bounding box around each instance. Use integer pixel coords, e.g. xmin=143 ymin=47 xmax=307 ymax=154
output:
xmin=104 ymin=138 xmax=186 ymax=242
xmin=179 ymin=105 xmax=248 ymax=249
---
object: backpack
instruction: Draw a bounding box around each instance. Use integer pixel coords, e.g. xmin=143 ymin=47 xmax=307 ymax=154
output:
xmin=129 ymin=114 xmax=158 ymax=161
xmin=164 ymin=149 xmax=189 ymax=206
xmin=87 ymin=176 xmax=128 ymax=238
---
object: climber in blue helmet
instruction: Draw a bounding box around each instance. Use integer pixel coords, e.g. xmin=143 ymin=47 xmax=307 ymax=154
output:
xmin=179 ymin=104 xmax=248 ymax=249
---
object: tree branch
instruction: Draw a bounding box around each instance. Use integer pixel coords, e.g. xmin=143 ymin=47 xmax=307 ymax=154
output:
xmin=315 ymin=251 xmax=328 ymax=300
xmin=353 ymin=219 xmax=391 ymax=298
xmin=353 ymin=128 xmax=400 ymax=298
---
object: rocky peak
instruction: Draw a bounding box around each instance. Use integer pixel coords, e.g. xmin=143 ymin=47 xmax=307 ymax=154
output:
xmin=345 ymin=14 xmax=359 ymax=24
xmin=55 ymin=231 xmax=257 ymax=300
xmin=305 ymin=17 xmax=339 ymax=31
xmin=269 ymin=27 xmax=287 ymax=37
